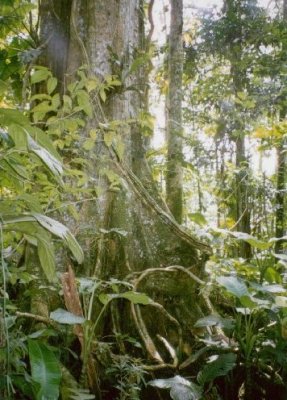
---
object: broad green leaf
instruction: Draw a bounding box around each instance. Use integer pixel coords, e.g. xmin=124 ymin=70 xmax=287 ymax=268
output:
xmin=99 ymin=291 xmax=152 ymax=306
xmin=50 ymin=309 xmax=85 ymax=325
xmin=3 ymin=156 xmax=29 ymax=179
xmin=230 ymin=231 xmax=272 ymax=250
xmin=194 ymin=315 xmax=235 ymax=330
xmin=217 ymin=276 xmax=249 ymax=298
xmin=28 ymin=126 xmax=61 ymax=161
xmin=27 ymin=135 xmax=63 ymax=181
xmin=2 ymin=219 xmax=51 ymax=248
xmin=28 ymin=340 xmax=61 ymax=400
xmin=31 ymin=94 xmax=52 ymax=102
xmin=52 ymin=93 xmax=60 ymax=110
xmin=120 ymin=291 xmax=152 ymax=305
xmin=63 ymin=94 xmax=72 ymax=111
xmin=32 ymin=101 xmax=53 ymax=114
xmin=8 ymin=124 xmax=28 ymax=149
xmin=37 ymin=238 xmax=56 ymax=283
xmin=86 ymin=78 xmax=98 ymax=92
xmin=76 ymin=90 xmax=93 ymax=117
xmin=0 ymin=108 xmax=30 ymax=126
xmin=197 ymin=353 xmax=237 ymax=385
xmin=47 ymin=77 xmax=58 ymax=94
xmin=32 ymin=213 xmax=84 ymax=264
xmin=148 ymin=376 xmax=202 ymax=400
xmin=98 ymin=293 xmax=118 ymax=305
xmin=2 ymin=214 xmax=84 ymax=265
xmin=31 ymin=68 xmax=51 ymax=84
xmin=239 ymin=295 xmax=257 ymax=309
xmin=264 ymin=267 xmax=282 ymax=283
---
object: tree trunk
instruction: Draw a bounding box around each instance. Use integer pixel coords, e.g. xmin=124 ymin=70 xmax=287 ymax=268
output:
xmin=166 ymin=0 xmax=184 ymax=224
xmin=275 ymin=137 xmax=286 ymax=253
xmin=275 ymin=0 xmax=287 ymax=253
xmin=37 ymin=0 xmax=211 ymax=393
xmin=225 ymin=0 xmax=251 ymax=259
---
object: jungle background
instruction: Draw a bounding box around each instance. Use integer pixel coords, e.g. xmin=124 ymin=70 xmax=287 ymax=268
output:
xmin=1 ymin=0 xmax=287 ymax=399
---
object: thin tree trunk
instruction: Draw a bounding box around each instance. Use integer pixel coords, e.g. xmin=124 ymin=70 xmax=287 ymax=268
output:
xmin=275 ymin=137 xmax=286 ymax=253
xmin=225 ymin=0 xmax=251 ymax=259
xmin=166 ymin=0 xmax=184 ymax=223
xmin=275 ymin=0 xmax=287 ymax=253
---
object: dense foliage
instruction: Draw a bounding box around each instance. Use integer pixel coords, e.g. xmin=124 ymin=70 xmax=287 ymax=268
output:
xmin=1 ymin=0 xmax=287 ymax=399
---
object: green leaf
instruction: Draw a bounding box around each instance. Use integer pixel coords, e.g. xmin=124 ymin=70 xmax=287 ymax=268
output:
xmin=50 ymin=309 xmax=85 ymax=325
xmin=47 ymin=77 xmax=58 ymax=94
xmin=76 ymin=90 xmax=93 ymax=117
xmin=32 ymin=213 xmax=84 ymax=264
xmin=99 ymin=88 xmax=106 ymax=102
xmin=3 ymin=155 xmax=29 ymax=179
xmin=32 ymin=101 xmax=53 ymax=114
xmin=83 ymin=138 xmax=95 ymax=151
xmin=120 ymin=291 xmax=152 ymax=305
xmin=37 ymin=238 xmax=56 ymax=283
xmin=27 ymin=135 xmax=63 ymax=181
xmin=99 ymin=291 xmax=152 ymax=306
xmin=28 ymin=340 xmax=61 ymax=400
xmin=2 ymin=213 xmax=84 ymax=265
xmin=52 ymin=93 xmax=60 ymax=110
xmin=28 ymin=126 xmax=61 ymax=161
xmin=230 ymin=231 xmax=272 ymax=250
xmin=148 ymin=376 xmax=202 ymax=400
xmin=114 ymin=138 xmax=125 ymax=160
xmin=31 ymin=68 xmax=51 ymax=84
xmin=0 ymin=108 xmax=30 ymax=127
xmin=104 ymin=131 xmax=115 ymax=147
xmin=197 ymin=353 xmax=237 ymax=385
xmin=264 ymin=267 xmax=282 ymax=283
xmin=31 ymin=94 xmax=52 ymax=102
xmin=63 ymin=94 xmax=72 ymax=111
xmin=194 ymin=315 xmax=235 ymax=330
xmin=216 ymin=276 xmax=249 ymax=298
xmin=98 ymin=293 xmax=117 ymax=305
xmin=17 ymin=194 xmax=42 ymax=213
xmin=8 ymin=124 xmax=28 ymax=149
xmin=239 ymin=295 xmax=257 ymax=309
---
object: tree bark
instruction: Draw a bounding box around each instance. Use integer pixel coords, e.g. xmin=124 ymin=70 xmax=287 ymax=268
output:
xmin=166 ymin=0 xmax=184 ymax=224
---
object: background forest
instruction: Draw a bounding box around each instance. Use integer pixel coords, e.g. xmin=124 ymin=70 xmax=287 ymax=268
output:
xmin=1 ymin=0 xmax=287 ymax=399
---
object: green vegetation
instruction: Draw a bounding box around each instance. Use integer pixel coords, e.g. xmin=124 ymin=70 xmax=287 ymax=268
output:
xmin=1 ymin=0 xmax=287 ymax=399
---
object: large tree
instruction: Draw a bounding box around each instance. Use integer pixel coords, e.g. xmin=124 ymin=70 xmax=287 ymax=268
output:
xmin=36 ymin=0 xmax=211 ymax=395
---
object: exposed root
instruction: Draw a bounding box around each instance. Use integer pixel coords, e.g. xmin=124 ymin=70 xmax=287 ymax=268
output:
xmin=131 ymin=302 xmax=163 ymax=363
